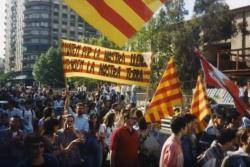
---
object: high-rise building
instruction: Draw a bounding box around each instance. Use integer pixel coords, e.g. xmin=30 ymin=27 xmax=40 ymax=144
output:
xmin=5 ymin=0 xmax=99 ymax=77
xmin=5 ymin=0 xmax=25 ymax=73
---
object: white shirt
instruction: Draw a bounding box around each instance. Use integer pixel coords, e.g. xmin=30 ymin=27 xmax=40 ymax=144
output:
xmin=22 ymin=109 xmax=36 ymax=133
xmin=68 ymin=107 xmax=89 ymax=133
xmin=99 ymin=124 xmax=115 ymax=146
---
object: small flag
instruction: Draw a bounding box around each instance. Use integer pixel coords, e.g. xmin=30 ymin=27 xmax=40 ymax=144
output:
xmin=195 ymin=49 xmax=250 ymax=115
xmin=145 ymin=57 xmax=183 ymax=122
xmin=191 ymin=75 xmax=211 ymax=129
xmin=64 ymin=0 xmax=168 ymax=46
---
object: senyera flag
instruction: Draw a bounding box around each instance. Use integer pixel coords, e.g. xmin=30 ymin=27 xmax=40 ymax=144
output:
xmin=194 ymin=49 xmax=250 ymax=115
xmin=64 ymin=0 xmax=168 ymax=46
xmin=191 ymin=75 xmax=211 ymax=130
xmin=144 ymin=57 xmax=183 ymax=123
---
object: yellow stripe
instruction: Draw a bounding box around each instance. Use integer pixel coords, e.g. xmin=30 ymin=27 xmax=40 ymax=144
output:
xmin=65 ymin=72 xmax=150 ymax=87
xmin=64 ymin=0 xmax=128 ymax=46
xmin=143 ymin=0 xmax=164 ymax=12
xmin=157 ymin=78 xmax=179 ymax=89
xmin=105 ymin=0 xmax=145 ymax=31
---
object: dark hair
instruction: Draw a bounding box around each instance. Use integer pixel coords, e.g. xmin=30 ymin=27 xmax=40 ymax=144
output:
xmin=123 ymin=109 xmax=136 ymax=122
xmin=135 ymin=110 xmax=143 ymax=119
xmin=237 ymin=128 xmax=249 ymax=145
xmin=171 ymin=116 xmax=187 ymax=134
xmin=217 ymin=128 xmax=237 ymax=145
xmin=182 ymin=114 xmax=196 ymax=124
xmin=89 ymin=113 xmax=100 ymax=134
xmin=24 ymin=134 xmax=44 ymax=148
xmin=43 ymin=117 xmax=59 ymax=135
xmin=43 ymin=107 xmax=53 ymax=118
xmin=138 ymin=117 xmax=147 ymax=130
xmin=104 ymin=112 xmax=115 ymax=128
xmin=76 ymin=102 xmax=85 ymax=108
xmin=112 ymin=103 xmax=119 ymax=109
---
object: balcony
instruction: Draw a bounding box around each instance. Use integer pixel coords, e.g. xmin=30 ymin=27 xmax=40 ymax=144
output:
xmin=216 ymin=48 xmax=250 ymax=76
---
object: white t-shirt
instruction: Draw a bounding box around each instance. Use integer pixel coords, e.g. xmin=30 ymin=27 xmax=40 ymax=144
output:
xmin=99 ymin=123 xmax=115 ymax=146
xmin=22 ymin=109 xmax=36 ymax=134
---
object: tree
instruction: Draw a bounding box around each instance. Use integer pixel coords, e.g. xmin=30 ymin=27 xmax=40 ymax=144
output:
xmin=194 ymin=0 xmax=236 ymax=44
xmin=33 ymin=48 xmax=65 ymax=88
xmin=0 ymin=72 xmax=11 ymax=85
xmin=127 ymin=0 xmax=200 ymax=90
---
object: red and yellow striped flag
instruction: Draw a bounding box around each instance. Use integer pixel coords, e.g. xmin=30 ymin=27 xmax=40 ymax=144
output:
xmin=145 ymin=58 xmax=183 ymax=122
xmin=64 ymin=0 xmax=168 ymax=46
xmin=191 ymin=75 xmax=211 ymax=129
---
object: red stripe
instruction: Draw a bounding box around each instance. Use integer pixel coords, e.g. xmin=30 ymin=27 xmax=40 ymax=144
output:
xmin=124 ymin=0 xmax=153 ymax=21
xmin=192 ymin=105 xmax=210 ymax=117
xmin=161 ymin=0 xmax=168 ymax=3
xmin=155 ymin=82 xmax=180 ymax=96
xmin=149 ymin=113 xmax=156 ymax=122
xmin=87 ymin=0 xmax=136 ymax=38
xmin=167 ymin=106 xmax=174 ymax=116
xmin=161 ymin=73 xmax=178 ymax=83
xmin=149 ymin=92 xmax=182 ymax=108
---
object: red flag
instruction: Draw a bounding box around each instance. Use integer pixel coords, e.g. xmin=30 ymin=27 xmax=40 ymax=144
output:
xmin=194 ymin=49 xmax=249 ymax=115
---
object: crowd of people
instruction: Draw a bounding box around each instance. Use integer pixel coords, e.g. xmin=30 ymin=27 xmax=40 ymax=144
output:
xmin=1 ymin=84 xmax=250 ymax=167
xmin=0 ymin=84 xmax=160 ymax=167
xmin=160 ymin=106 xmax=250 ymax=167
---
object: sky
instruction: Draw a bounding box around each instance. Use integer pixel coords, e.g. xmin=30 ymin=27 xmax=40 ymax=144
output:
xmin=0 ymin=0 xmax=250 ymax=59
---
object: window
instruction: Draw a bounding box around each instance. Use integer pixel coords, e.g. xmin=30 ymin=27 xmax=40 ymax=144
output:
xmin=62 ymin=13 xmax=68 ymax=18
xmin=54 ymin=12 xmax=59 ymax=16
xmin=40 ymin=39 xmax=48 ymax=44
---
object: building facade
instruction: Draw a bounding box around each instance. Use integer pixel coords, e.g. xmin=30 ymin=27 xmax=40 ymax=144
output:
xmin=0 ymin=58 xmax=4 ymax=73
xmin=5 ymin=0 xmax=98 ymax=77
xmin=4 ymin=0 xmax=25 ymax=73
xmin=204 ymin=5 xmax=250 ymax=80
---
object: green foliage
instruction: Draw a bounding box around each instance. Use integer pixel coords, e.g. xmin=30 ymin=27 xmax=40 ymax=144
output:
xmin=0 ymin=72 xmax=11 ymax=84
xmin=33 ymin=48 xmax=65 ymax=88
xmin=194 ymin=0 xmax=236 ymax=43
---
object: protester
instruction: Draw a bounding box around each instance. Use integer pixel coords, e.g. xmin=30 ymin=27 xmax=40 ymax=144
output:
xmin=18 ymin=135 xmax=59 ymax=167
xmin=110 ymin=110 xmax=139 ymax=167
xmin=21 ymin=99 xmax=36 ymax=134
xmin=221 ymin=128 xmax=250 ymax=166
xmin=197 ymin=128 xmax=237 ymax=167
xmin=66 ymin=102 xmax=89 ymax=133
xmin=181 ymin=114 xmax=198 ymax=167
xmin=57 ymin=114 xmax=85 ymax=167
xmin=86 ymin=113 xmax=102 ymax=167
xmin=160 ymin=115 xmax=188 ymax=167
xmin=99 ymin=112 xmax=116 ymax=166
xmin=0 ymin=116 xmax=25 ymax=166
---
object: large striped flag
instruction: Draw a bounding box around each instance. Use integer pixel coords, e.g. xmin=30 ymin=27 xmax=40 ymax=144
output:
xmin=191 ymin=75 xmax=211 ymax=129
xmin=64 ymin=0 xmax=168 ymax=46
xmin=145 ymin=57 xmax=183 ymax=122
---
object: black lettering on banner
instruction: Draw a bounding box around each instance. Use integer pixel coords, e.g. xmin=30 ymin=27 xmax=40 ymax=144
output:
xmin=62 ymin=43 xmax=82 ymax=57
xmin=99 ymin=63 xmax=121 ymax=78
xmin=104 ymin=51 xmax=125 ymax=64
xmin=130 ymin=54 xmax=147 ymax=67
xmin=81 ymin=46 xmax=92 ymax=58
xmin=93 ymin=48 xmax=101 ymax=59
xmin=63 ymin=59 xmax=85 ymax=71
xmin=126 ymin=68 xmax=144 ymax=81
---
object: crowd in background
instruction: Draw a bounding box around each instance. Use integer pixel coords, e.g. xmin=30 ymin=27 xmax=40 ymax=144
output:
xmin=1 ymin=84 xmax=250 ymax=167
xmin=0 ymin=84 xmax=160 ymax=167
